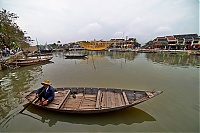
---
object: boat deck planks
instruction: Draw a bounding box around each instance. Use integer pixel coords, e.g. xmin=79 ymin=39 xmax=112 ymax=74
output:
xmin=96 ymin=91 xmax=127 ymax=109
xmin=122 ymin=91 xmax=129 ymax=105
xmin=57 ymin=90 xmax=71 ymax=109
xmin=95 ymin=90 xmax=102 ymax=109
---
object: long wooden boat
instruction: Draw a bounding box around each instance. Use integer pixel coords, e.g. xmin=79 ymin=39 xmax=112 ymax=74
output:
xmin=10 ymin=57 xmax=53 ymax=66
xmin=65 ymin=54 xmax=88 ymax=59
xmin=26 ymin=53 xmax=53 ymax=57
xmin=24 ymin=87 xmax=163 ymax=114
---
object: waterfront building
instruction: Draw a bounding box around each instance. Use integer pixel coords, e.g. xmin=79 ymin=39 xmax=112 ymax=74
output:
xmin=173 ymin=34 xmax=200 ymax=50
xmin=109 ymin=38 xmax=137 ymax=48
xmin=165 ymin=36 xmax=177 ymax=50
xmin=153 ymin=37 xmax=168 ymax=49
xmin=153 ymin=33 xmax=200 ymax=50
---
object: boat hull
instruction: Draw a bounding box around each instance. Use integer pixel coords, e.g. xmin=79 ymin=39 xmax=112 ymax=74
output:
xmin=10 ymin=57 xmax=53 ymax=66
xmin=65 ymin=55 xmax=88 ymax=59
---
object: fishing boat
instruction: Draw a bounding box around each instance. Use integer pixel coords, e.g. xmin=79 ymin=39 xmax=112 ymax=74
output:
xmin=65 ymin=54 xmax=88 ymax=59
xmin=38 ymin=44 xmax=53 ymax=53
xmin=24 ymin=87 xmax=162 ymax=114
xmin=26 ymin=53 xmax=53 ymax=57
xmin=10 ymin=57 xmax=53 ymax=66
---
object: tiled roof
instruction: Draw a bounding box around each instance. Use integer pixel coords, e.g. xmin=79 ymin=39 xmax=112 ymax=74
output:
xmin=128 ymin=38 xmax=136 ymax=41
xmin=157 ymin=36 xmax=165 ymax=38
xmin=184 ymin=36 xmax=193 ymax=39
xmin=165 ymin=36 xmax=176 ymax=41
xmin=194 ymin=36 xmax=200 ymax=40
xmin=173 ymin=34 xmax=198 ymax=39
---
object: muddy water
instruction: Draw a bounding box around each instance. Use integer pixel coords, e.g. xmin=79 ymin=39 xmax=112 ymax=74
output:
xmin=0 ymin=51 xmax=199 ymax=132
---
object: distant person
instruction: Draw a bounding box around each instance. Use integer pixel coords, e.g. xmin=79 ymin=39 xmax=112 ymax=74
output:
xmin=35 ymin=80 xmax=55 ymax=106
xmin=2 ymin=46 xmax=6 ymax=56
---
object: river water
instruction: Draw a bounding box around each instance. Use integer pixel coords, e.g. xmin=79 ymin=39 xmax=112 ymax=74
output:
xmin=0 ymin=51 xmax=199 ymax=132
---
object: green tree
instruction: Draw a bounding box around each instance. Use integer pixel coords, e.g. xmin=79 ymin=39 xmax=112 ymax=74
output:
xmin=161 ymin=42 xmax=168 ymax=49
xmin=0 ymin=9 xmax=30 ymax=49
xmin=143 ymin=40 xmax=153 ymax=48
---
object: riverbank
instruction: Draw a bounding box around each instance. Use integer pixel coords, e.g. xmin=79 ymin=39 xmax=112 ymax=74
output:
xmin=138 ymin=49 xmax=196 ymax=53
xmin=0 ymin=51 xmax=25 ymax=70
xmin=108 ymin=48 xmax=199 ymax=54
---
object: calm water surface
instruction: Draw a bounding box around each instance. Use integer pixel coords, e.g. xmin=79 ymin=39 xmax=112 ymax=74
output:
xmin=0 ymin=51 xmax=199 ymax=132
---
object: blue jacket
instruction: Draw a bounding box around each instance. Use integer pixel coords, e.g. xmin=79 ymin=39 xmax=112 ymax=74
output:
xmin=36 ymin=85 xmax=55 ymax=101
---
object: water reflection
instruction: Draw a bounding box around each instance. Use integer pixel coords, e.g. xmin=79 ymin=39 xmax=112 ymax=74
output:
xmin=146 ymin=53 xmax=200 ymax=68
xmin=62 ymin=50 xmax=139 ymax=61
xmin=107 ymin=51 xmax=138 ymax=61
xmin=0 ymin=65 xmax=44 ymax=120
xmin=68 ymin=51 xmax=139 ymax=70
xmin=21 ymin=105 xmax=155 ymax=127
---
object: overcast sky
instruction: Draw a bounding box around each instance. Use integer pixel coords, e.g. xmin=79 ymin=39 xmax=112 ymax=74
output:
xmin=1 ymin=0 xmax=199 ymax=45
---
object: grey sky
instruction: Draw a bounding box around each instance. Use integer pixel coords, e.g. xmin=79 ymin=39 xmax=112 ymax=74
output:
xmin=1 ymin=0 xmax=199 ymax=45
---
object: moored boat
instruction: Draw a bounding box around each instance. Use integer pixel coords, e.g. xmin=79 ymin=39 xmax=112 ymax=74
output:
xmin=9 ymin=57 xmax=53 ymax=66
xmin=26 ymin=53 xmax=53 ymax=57
xmin=38 ymin=45 xmax=53 ymax=53
xmin=65 ymin=54 xmax=88 ymax=59
xmin=24 ymin=87 xmax=163 ymax=114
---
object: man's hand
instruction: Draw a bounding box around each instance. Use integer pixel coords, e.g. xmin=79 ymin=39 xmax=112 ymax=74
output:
xmin=43 ymin=100 xmax=48 ymax=105
xmin=35 ymin=94 xmax=39 ymax=98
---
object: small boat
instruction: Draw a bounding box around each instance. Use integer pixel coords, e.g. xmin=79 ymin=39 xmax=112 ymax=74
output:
xmin=38 ymin=45 xmax=53 ymax=53
xmin=65 ymin=54 xmax=88 ymax=59
xmin=24 ymin=87 xmax=162 ymax=114
xmin=27 ymin=53 xmax=53 ymax=57
xmin=10 ymin=57 xmax=53 ymax=66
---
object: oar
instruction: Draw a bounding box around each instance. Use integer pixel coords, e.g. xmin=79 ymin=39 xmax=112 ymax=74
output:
xmin=19 ymin=88 xmax=45 ymax=113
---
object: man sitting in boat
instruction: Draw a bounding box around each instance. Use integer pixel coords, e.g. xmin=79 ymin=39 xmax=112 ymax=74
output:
xmin=35 ymin=80 xmax=55 ymax=106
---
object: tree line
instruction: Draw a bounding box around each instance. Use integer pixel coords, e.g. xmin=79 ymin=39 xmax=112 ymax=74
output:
xmin=0 ymin=9 xmax=31 ymax=49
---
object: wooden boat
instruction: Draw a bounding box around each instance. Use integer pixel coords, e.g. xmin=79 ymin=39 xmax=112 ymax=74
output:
xmin=38 ymin=45 xmax=53 ymax=53
xmin=10 ymin=57 xmax=53 ymax=66
xmin=65 ymin=54 xmax=88 ymax=59
xmin=24 ymin=87 xmax=163 ymax=114
xmin=26 ymin=53 xmax=53 ymax=57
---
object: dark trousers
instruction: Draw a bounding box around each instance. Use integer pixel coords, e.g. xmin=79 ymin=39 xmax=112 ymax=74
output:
xmin=38 ymin=92 xmax=52 ymax=104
